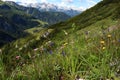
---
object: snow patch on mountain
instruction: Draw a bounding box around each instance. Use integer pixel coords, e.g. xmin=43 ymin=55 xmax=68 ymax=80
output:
xmin=17 ymin=2 xmax=82 ymax=16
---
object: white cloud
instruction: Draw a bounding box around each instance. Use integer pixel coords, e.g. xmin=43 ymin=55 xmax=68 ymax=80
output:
xmin=2 ymin=0 xmax=38 ymax=3
xmin=2 ymin=0 xmax=100 ymax=11
xmin=2 ymin=0 xmax=17 ymax=2
xmin=80 ymin=0 xmax=98 ymax=8
xmin=87 ymin=0 xmax=97 ymax=8
xmin=20 ymin=0 xmax=37 ymax=3
xmin=87 ymin=0 xmax=96 ymax=4
xmin=62 ymin=0 xmax=73 ymax=3
xmin=40 ymin=0 xmax=48 ymax=3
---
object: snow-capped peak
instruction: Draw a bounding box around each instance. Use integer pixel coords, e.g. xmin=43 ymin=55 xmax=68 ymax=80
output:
xmin=17 ymin=2 xmax=82 ymax=16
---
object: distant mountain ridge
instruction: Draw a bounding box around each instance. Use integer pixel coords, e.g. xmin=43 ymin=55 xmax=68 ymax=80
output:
xmin=0 ymin=0 xmax=71 ymax=46
xmin=5 ymin=1 xmax=71 ymax=25
xmin=17 ymin=2 xmax=82 ymax=17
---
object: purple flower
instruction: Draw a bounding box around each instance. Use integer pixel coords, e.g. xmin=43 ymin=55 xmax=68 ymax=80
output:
xmin=49 ymin=50 xmax=53 ymax=54
xmin=85 ymin=31 xmax=90 ymax=35
xmin=118 ymin=39 xmax=120 ymax=42
xmin=61 ymin=51 xmax=66 ymax=56
xmin=49 ymin=42 xmax=54 ymax=47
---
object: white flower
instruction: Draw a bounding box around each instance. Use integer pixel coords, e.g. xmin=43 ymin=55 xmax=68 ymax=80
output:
xmin=34 ymin=48 xmax=38 ymax=51
xmin=0 ymin=49 xmax=2 ymax=53
xmin=19 ymin=47 xmax=23 ymax=51
xmin=63 ymin=30 xmax=68 ymax=35
xmin=15 ymin=44 xmax=18 ymax=48
xmin=76 ymin=78 xmax=85 ymax=80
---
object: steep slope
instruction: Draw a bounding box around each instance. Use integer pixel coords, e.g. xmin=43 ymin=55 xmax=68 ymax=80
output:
xmin=1 ymin=0 xmax=120 ymax=79
xmin=0 ymin=1 xmax=44 ymax=46
xmin=49 ymin=0 xmax=120 ymax=30
xmin=0 ymin=30 xmax=15 ymax=47
xmin=5 ymin=1 xmax=71 ymax=25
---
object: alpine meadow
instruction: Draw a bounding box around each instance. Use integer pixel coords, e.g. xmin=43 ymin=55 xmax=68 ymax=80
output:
xmin=0 ymin=0 xmax=120 ymax=80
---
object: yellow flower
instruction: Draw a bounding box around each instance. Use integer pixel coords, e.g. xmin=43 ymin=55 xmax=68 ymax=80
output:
xmin=102 ymin=47 xmax=106 ymax=50
xmin=64 ymin=43 xmax=68 ymax=46
xmin=100 ymin=41 xmax=105 ymax=44
xmin=63 ymin=30 xmax=68 ymax=35
xmin=107 ymin=34 xmax=111 ymax=38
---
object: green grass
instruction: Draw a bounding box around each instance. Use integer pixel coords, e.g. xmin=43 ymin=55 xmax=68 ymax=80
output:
xmin=1 ymin=20 xmax=120 ymax=80
xmin=0 ymin=0 xmax=120 ymax=80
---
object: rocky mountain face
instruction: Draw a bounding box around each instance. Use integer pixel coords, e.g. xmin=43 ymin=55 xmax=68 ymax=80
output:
xmin=17 ymin=2 xmax=82 ymax=17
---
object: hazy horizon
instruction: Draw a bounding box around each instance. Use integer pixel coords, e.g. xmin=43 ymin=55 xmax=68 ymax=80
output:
xmin=2 ymin=0 xmax=101 ymax=10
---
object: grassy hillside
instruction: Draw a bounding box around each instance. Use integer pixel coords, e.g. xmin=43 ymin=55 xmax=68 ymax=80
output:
xmin=0 ymin=0 xmax=71 ymax=46
xmin=0 ymin=1 xmax=47 ymax=46
xmin=0 ymin=0 xmax=120 ymax=79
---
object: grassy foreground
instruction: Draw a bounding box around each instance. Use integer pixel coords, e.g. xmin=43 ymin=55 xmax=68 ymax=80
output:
xmin=0 ymin=20 xmax=120 ymax=80
xmin=0 ymin=0 xmax=120 ymax=79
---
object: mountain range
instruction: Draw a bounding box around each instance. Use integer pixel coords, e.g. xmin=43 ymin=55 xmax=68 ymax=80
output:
xmin=5 ymin=1 xmax=71 ymax=25
xmin=0 ymin=1 xmax=72 ymax=46
xmin=17 ymin=2 xmax=82 ymax=17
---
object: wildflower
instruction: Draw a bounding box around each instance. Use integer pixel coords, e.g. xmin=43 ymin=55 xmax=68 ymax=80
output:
xmin=59 ymin=74 xmax=64 ymax=80
xmin=0 ymin=49 xmax=2 ymax=53
xmin=43 ymin=34 xmax=47 ymax=38
xmin=34 ymin=48 xmax=38 ymax=51
xmin=102 ymin=46 xmax=106 ymax=49
xmin=61 ymin=51 xmax=66 ymax=56
xmin=60 ymin=46 xmax=65 ymax=50
xmin=19 ymin=47 xmax=22 ymax=51
xmin=49 ymin=50 xmax=53 ymax=54
xmin=48 ymin=41 xmax=55 ymax=47
xmin=76 ymin=78 xmax=85 ymax=80
xmin=85 ymin=31 xmax=90 ymax=35
xmin=107 ymin=34 xmax=112 ymax=38
xmin=115 ymin=68 xmax=120 ymax=77
xmin=15 ymin=44 xmax=18 ymax=48
xmin=22 ymin=64 xmax=25 ymax=66
xmin=24 ymin=44 xmax=27 ymax=48
xmin=63 ymin=30 xmax=68 ymax=35
xmin=16 ymin=56 xmax=21 ymax=60
xmin=75 ymin=75 xmax=84 ymax=80
xmin=63 ymin=42 xmax=68 ymax=46
xmin=100 ymin=40 xmax=105 ymax=44
xmin=45 ymin=31 xmax=50 ymax=36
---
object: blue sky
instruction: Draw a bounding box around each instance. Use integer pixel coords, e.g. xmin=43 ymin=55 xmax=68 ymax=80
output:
xmin=2 ymin=0 xmax=102 ymax=10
